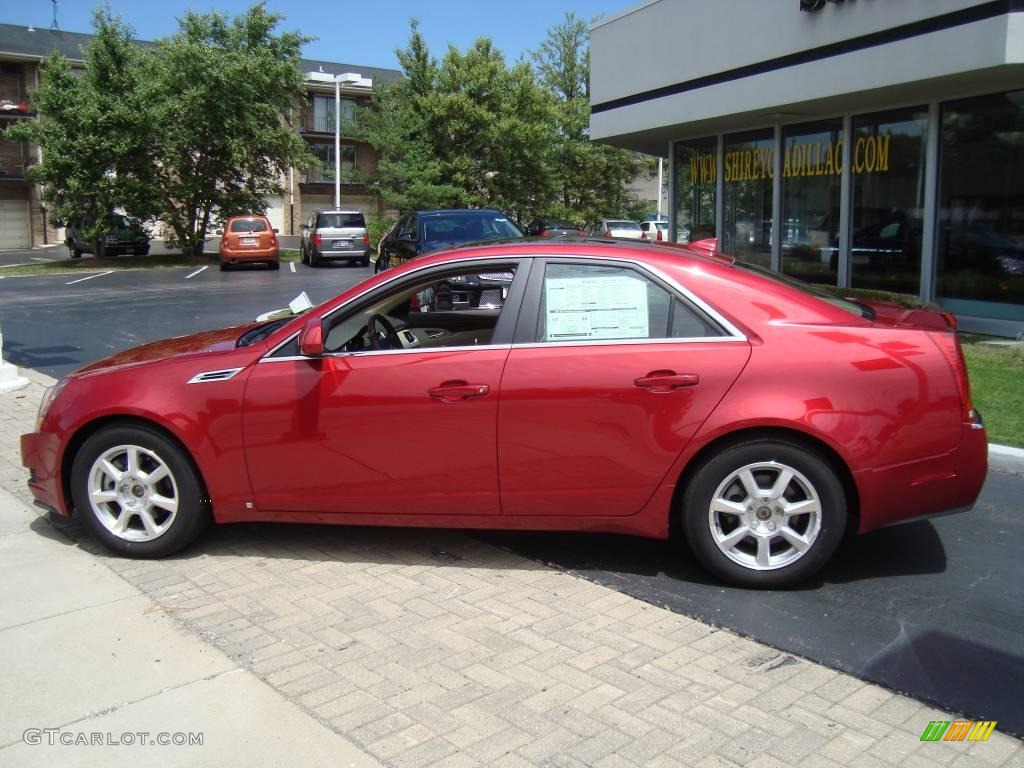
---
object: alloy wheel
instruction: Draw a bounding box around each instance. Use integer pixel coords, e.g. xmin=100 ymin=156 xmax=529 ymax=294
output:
xmin=86 ymin=444 xmax=179 ymax=542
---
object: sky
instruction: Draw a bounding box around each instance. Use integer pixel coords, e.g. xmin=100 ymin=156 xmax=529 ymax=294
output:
xmin=3 ymin=0 xmax=628 ymax=70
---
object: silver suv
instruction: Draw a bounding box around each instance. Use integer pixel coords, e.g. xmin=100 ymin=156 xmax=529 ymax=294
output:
xmin=300 ymin=209 xmax=369 ymax=268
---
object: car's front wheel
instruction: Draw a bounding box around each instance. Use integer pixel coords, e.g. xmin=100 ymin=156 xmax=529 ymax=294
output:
xmin=70 ymin=425 xmax=210 ymax=558
xmin=682 ymin=439 xmax=847 ymax=588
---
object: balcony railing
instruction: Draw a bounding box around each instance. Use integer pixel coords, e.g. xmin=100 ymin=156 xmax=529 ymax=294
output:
xmin=300 ymin=114 xmax=357 ymax=135
xmin=304 ymin=164 xmax=360 ymax=185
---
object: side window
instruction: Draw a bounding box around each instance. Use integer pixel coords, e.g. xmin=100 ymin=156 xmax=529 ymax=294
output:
xmin=322 ymin=263 xmax=519 ymax=354
xmin=536 ymin=263 xmax=723 ymax=343
xmin=398 ymin=215 xmax=416 ymax=239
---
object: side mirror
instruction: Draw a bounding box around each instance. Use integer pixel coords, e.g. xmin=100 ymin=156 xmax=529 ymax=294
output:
xmin=214 ymin=229 xmax=223 ymax=236
xmin=298 ymin=317 xmax=324 ymax=357
xmin=273 ymin=228 xmax=279 ymax=234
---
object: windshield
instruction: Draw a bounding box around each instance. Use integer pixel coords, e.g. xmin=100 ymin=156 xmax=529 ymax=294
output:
xmin=422 ymin=213 xmax=523 ymax=245
xmin=230 ymin=219 xmax=268 ymax=233
xmin=735 ymin=262 xmax=871 ymax=319
xmin=106 ymin=214 xmax=132 ymax=229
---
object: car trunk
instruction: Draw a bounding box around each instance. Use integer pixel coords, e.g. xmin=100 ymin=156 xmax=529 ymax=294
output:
xmin=226 ymin=223 xmax=275 ymax=252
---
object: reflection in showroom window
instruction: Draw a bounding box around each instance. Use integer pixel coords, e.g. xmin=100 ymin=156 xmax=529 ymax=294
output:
xmin=323 ymin=265 xmax=518 ymax=353
xmin=536 ymin=263 xmax=723 ymax=343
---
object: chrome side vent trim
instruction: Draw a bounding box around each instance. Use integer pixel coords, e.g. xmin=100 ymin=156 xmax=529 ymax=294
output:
xmin=187 ymin=367 xmax=244 ymax=384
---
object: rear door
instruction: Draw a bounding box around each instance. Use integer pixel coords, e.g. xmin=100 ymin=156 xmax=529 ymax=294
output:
xmin=498 ymin=259 xmax=751 ymax=517
xmin=318 ymin=212 xmax=366 ymax=256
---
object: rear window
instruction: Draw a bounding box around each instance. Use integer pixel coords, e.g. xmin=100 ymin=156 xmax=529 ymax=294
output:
xmin=546 ymin=221 xmax=578 ymax=229
xmin=735 ymin=262 xmax=871 ymax=319
xmin=319 ymin=213 xmax=365 ymax=229
xmin=608 ymin=221 xmax=641 ymax=231
xmin=230 ymin=219 xmax=268 ymax=233
xmin=422 ymin=213 xmax=523 ymax=245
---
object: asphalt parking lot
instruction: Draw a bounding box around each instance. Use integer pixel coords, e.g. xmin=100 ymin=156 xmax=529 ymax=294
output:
xmin=1 ymin=252 xmax=1021 ymax=735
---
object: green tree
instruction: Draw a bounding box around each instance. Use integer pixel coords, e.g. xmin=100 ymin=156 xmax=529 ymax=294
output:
xmin=533 ymin=12 xmax=643 ymax=226
xmin=360 ymin=21 xmax=556 ymax=221
xmin=4 ymin=9 xmax=155 ymax=256
xmin=145 ymin=5 xmax=314 ymax=255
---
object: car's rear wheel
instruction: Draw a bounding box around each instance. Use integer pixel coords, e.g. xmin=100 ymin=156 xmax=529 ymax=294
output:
xmin=69 ymin=240 xmax=82 ymax=258
xmin=682 ymin=439 xmax=846 ymax=588
xmin=361 ymin=255 xmax=370 ymax=268
xmin=269 ymin=260 xmax=280 ymax=270
xmin=300 ymin=245 xmax=308 ymax=265
xmin=71 ymin=425 xmax=210 ymax=558
xmin=219 ymin=261 xmax=230 ymax=271
xmin=309 ymin=248 xmax=321 ymax=268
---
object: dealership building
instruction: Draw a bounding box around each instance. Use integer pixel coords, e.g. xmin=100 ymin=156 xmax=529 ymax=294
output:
xmin=591 ymin=0 xmax=1024 ymax=336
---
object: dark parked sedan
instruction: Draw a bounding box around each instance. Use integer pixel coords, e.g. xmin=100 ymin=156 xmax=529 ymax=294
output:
xmin=376 ymin=209 xmax=522 ymax=273
xmin=65 ymin=214 xmax=150 ymax=258
xmin=526 ymin=219 xmax=585 ymax=238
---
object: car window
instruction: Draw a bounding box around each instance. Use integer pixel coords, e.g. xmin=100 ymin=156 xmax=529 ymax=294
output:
xmin=318 ymin=213 xmax=365 ymax=228
xmin=421 ymin=213 xmax=522 ymax=246
xmin=536 ymin=263 xmax=723 ymax=343
xmin=398 ymin=215 xmax=416 ymax=239
xmin=230 ymin=219 xmax=268 ymax=233
xmin=607 ymin=221 xmax=641 ymax=231
xmin=323 ymin=263 xmax=519 ymax=354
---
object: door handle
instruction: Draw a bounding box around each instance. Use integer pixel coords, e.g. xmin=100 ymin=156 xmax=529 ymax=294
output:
xmin=634 ymin=370 xmax=700 ymax=391
xmin=428 ymin=380 xmax=490 ymax=402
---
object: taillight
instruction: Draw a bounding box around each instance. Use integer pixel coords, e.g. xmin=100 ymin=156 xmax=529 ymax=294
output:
xmin=604 ymin=230 xmax=612 ymax=238
xmin=363 ymin=234 xmax=370 ymax=245
xmin=311 ymin=234 xmax=321 ymax=245
xmin=540 ymin=229 xmax=549 ymax=237
xmin=927 ymin=331 xmax=975 ymax=421
xmin=641 ymin=232 xmax=647 ymax=239
xmin=578 ymin=229 xmax=585 ymax=236
xmin=656 ymin=229 xmax=663 ymax=241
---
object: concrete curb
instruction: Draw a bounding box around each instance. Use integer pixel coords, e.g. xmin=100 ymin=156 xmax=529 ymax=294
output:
xmin=990 ymin=443 xmax=1024 ymax=475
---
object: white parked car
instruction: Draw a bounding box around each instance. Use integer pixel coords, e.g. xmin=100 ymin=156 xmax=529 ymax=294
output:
xmin=640 ymin=220 xmax=669 ymax=241
xmin=594 ymin=219 xmax=643 ymax=239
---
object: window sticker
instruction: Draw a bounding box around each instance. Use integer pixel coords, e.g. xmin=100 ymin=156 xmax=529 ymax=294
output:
xmin=544 ymin=275 xmax=649 ymax=341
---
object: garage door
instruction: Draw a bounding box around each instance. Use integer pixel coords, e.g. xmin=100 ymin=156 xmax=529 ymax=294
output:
xmin=0 ymin=200 xmax=30 ymax=249
xmin=263 ymin=196 xmax=285 ymax=234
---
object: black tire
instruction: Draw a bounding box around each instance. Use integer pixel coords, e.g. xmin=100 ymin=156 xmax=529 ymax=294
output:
xmin=70 ymin=425 xmax=210 ymax=558
xmin=300 ymin=245 xmax=308 ymax=265
xmin=681 ymin=439 xmax=847 ymax=588
xmin=219 ymin=261 xmax=229 ymax=271
xmin=309 ymin=248 xmax=321 ymax=268
xmin=269 ymin=260 xmax=280 ymax=270
xmin=361 ymin=255 xmax=370 ymax=268
xmin=374 ymin=254 xmax=388 ymax=274
xmin=69 ymin=240 xmax=82 ymax=259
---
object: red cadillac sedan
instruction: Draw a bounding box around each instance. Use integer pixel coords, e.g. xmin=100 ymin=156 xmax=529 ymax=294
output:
xmin=21 ymin=240 xmax=988 ymax=587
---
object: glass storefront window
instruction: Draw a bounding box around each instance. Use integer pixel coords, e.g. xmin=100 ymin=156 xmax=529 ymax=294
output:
xmin=673 ymin=137 xmax=716 ymax=244
xmin=781 ymin=120 xmax=842 ymax=285
xmin=849 ymin=108 xmax=928 ymax=294
xmin=936 ymin=90 xmax=1024 ymax=320
xmin=723 ymin=130 xmax=773 ymax=267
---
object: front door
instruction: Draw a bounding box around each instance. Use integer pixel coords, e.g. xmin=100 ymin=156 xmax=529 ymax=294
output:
xmin=242 ymin=258 xmax=525 ymax=516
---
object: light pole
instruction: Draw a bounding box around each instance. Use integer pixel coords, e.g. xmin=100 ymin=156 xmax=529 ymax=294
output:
xmin=304 ymin=70 xmax=365 ymax=209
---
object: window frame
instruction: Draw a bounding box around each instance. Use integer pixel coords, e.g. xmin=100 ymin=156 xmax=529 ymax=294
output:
xmin=512 ymin=257 xmax=743 ymax=347
xmin=263 ymin=256 xmax=532 ymax=362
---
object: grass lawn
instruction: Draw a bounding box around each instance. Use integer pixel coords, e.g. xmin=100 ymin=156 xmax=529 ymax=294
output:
xmin=961 ymin=340 xmax=1024 ymax=448
xmin=0 ymin=249 xmax=301 ymax=277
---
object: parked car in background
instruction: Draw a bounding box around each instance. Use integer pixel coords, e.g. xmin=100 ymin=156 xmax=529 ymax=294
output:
xmin=376 ymin=209 xmax=523 ymax=272
xmin=526 ymin=219 xmax=585 ymax=238
xmin=65 ymin=214 xmax=150 ymax=258
xmin=300 ymin=210 xmax=370 ymax=268
xmin=22 ymin=239 xmax=987 ymax=588
xmin=219 ymin=216 xmax=279 ymax=270
xmin=592 ymin=219 xmax=644 ymax=239
xmin=640 ymin=220 xmax=669 ymax=241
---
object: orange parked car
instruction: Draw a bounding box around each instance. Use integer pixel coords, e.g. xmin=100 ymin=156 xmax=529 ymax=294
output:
xmin=219 ymin=216 xmax=280 ymax=270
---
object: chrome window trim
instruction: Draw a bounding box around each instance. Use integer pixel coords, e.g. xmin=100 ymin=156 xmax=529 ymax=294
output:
xmin=186 ymin=367 xmax=245 ymax=384
xmin=258 ymin=344 xmax=512 ymax=363
xmin=259 ymin=251 xmax=746 ymax=363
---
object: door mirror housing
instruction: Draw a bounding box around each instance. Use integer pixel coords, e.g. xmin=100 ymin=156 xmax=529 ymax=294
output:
xmin=298 ymin=317 xmax=324 ymax=357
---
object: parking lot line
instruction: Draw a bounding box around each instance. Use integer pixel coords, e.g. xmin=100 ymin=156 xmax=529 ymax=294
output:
xmin=66 ymin=271 xmax=113 ymax=285
xmin=185 ymin=266 xmax=208 ymax=279
xmin=289 ymin=262 xmax=296 ymax=273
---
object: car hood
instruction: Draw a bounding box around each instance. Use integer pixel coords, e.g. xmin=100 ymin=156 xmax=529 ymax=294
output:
xmin=74 ymin=324 xmax=258 ymax=376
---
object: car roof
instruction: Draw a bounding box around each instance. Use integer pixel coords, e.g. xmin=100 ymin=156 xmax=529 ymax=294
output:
xmin=414 ymin=209 xmax=509 ymax=217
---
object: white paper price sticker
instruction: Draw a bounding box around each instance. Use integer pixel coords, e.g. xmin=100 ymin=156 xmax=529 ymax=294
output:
xmin=545 ymin=275 xmax=649 ymax=341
